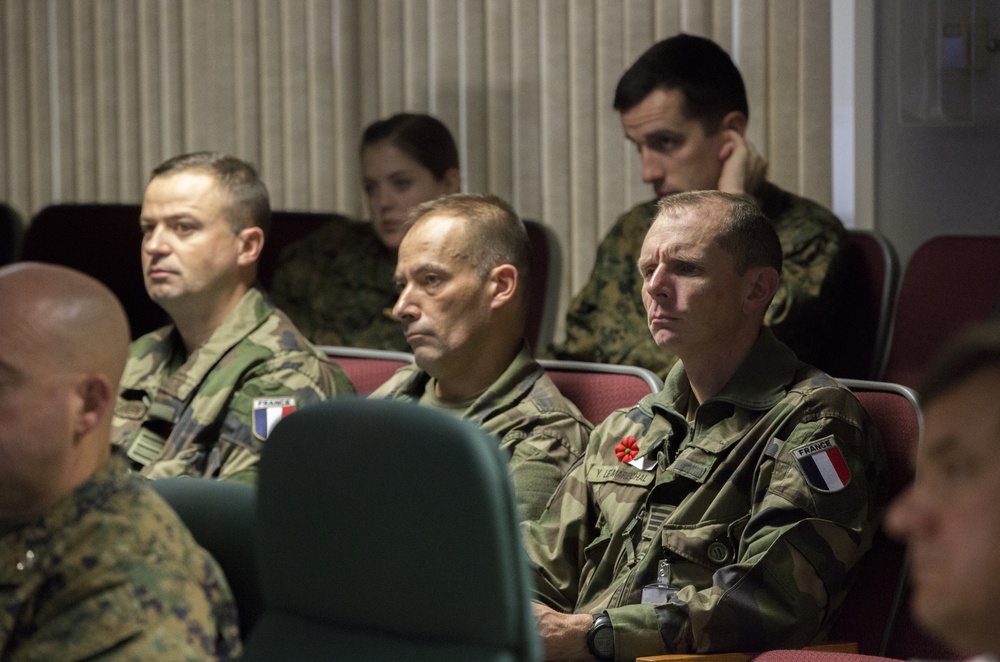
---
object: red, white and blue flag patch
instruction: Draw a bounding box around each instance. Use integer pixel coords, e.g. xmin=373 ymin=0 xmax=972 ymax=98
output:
xmin=792 ymin=436 xmax=851 ymax=492
xmin=253 ymin=397 xmax=296 ymax=440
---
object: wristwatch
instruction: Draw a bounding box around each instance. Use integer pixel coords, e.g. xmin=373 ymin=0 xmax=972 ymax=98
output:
xmin=586 ymin=611 xmax=614 ymax=661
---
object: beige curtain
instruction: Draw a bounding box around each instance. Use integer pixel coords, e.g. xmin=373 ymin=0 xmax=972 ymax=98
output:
xmin=0 ymin=0 xmax=832 ymax=342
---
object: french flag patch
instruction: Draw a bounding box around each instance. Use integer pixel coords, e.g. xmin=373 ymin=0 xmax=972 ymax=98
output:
xmin=253 ymin=397 xmax=296 ymax=440
xmin=792 ymin=436 xmax=851 ymax=492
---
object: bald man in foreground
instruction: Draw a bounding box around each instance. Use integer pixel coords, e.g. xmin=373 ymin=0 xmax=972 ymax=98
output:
xmin=0 ymin=263 xmax=241 ymax=660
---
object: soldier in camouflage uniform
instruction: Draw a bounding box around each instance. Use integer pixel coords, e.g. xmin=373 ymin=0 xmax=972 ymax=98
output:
xmin=527 ymin=192 xmax=886 ymax=661
xmin=0 ymin=263 xmax=241 ymax=660
xmin=269 ymin=113 xmax=461 ymax=351
xmin=370 ymin=194 xmax=591 ymax=521
xmin=111 ymin=152 xmax=353 ymax=485
xmin=268 ymin=216 xmax=406 ymax=350
xmin=552 ymin=34 xmax=845 ymax=378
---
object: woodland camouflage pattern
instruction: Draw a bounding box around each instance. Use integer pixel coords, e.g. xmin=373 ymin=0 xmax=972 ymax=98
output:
xmin=552 ymin=182 xmax=846 ymax=377
xmin=524 ymin=329 xmax=887 ymax=660
xmin=268 ymin=217 xmax=409 ymax=351
xmin=111 ymin=287 xmax=353 ymax=484
xmin=371 ymin=347 xmax=592 ymax=521
xmin=0 ymin=453 xmax=241 ymax=661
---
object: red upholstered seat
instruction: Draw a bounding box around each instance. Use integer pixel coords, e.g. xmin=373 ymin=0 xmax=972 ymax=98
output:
xmin=881 ymin=235 xmax=1000 ymax=388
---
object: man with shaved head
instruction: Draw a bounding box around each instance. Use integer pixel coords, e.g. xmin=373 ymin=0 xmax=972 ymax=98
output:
xmin=0 ymin=263 xmax=241 ymax=659
xmin=371 ymin=193 xmax=591 ymax=521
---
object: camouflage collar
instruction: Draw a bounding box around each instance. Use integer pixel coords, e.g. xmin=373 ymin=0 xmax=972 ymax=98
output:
xmin=382 ymin=343 xmax=540 ymax=426
xmin=651 ymin=327 xmax=798 ymax=417
xmin=465 ymin=344 xmax=541 ymax=424
xmin=127 ymin=288 xmax=274 ymax=402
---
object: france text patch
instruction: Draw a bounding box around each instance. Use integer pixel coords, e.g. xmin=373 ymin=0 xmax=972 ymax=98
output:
xmin=253 ymin=397 xmax=296 ymax=440
xmin=792 ymin=436 xmax=851 ymax=492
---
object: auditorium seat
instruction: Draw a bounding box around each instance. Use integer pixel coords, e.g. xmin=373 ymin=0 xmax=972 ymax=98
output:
xmin=0 ymin=202 xmax=25 ymax=266
xmin=822 ymin=230 xmax=899 ymax=380
xmin=319 ymin=345 xmax=414 ymax=395
xmin=20 ymin=204 xmax=168 ymax=338
xmin=880 ymin=235 xmax=1000 ymax=388
xmin=537 ymin=358 xmax=662 ymax=426
xmin=523 ymin=219 xmax=562 ymax=355
xmin=244 ymin=399 xmax=540 ymax=660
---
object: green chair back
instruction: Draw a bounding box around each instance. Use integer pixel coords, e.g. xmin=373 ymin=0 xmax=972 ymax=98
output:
xmin=243 ymin=398 xmax=541 ymax=661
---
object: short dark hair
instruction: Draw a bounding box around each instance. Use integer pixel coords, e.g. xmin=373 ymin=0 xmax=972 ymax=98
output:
xmin=614 ymin=33 xmax=749 ymax=134
xmin=919 ymin=320 xmax=1000 ymax=408
xmin=150 ymin=152 xmax=271 ymax=238
xmin=657 ymin=191 xmax=782 ymax=274
xmin=360 ymin=113 xmax=460 ymax=181
xmin=407 ymin=193 xmax=530 ymax=288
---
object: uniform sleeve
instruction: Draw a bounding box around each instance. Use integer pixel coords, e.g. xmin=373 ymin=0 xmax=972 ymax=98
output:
xmin=501 ymin=412 xmax=591 ymax=522
xmin=216 ymin=354 xmax=354 ymax=483
xmin=551 ymin=204 xmax=679 ymax=377
xmin=11 ymin=558 xmax=241 ymax=662
xmin=607 ymin=393 xmax=887 ymax=659
xmin=521 ymin=454 xmax=594 ymax=613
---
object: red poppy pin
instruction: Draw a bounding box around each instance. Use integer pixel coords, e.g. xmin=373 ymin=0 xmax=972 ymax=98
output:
xmin=615 ymin=436 xmax=640 ymax=463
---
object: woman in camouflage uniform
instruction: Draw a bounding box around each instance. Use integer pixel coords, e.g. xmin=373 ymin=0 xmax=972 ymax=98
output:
xmin=269 ymin=113 xmax=461 ymax=350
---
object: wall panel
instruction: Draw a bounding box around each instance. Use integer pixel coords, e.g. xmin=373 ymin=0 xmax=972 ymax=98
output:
xmin=461 ymin=0 xmax=489 ymax=197
xmin=799 ymin=1 xmax=832 ymax=203
xmin=767 ymin=0 xmax=801 ymax=192
xmin=3 ymin=1 xmax=30 ymax=207
xmin=1 ymin=0 xmax=835 ymax=345
xmin=484 ymin=0 xmax=513 ymax=200
xmin=510 ymin=0 xmax=541 ymax=218
xmin=567 ymin=0 xmax=598 ymax=294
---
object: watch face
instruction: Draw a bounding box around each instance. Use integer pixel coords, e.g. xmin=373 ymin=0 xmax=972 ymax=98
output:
xmin=593 ymin=627 xmax=614 ymax=657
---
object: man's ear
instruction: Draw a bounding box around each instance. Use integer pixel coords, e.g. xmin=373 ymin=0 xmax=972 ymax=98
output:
xmin=489 ymin=264 xmax=518 ymax=310
xmin=742 ymin=266 xmax=779 ymax=315
xmin=237 ymin=226 xmax=265 ymax=266
xmin=721 ymin=110 xmax=747 ymax=136
xmin=72 ymin=374 xmax=114 ymax=440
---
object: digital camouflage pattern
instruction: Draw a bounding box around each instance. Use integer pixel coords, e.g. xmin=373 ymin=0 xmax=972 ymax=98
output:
xmin=524 ymin=329 xmax=887 ymax=660
xmin=552 ymin=182 xmax=846 ymax=377
xmin=268 ymin=217 xmax=409 ymax=351
xmin=0 ymin=453 xmax=242 ymax=661
xmin=371 ymin=347 xmax=592 ymax=521
xmin=111 ymin=287 xmax=354 ymax=484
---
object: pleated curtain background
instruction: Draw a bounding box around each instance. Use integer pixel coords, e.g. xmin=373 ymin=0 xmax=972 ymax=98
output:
xmin=0 ymin=0 xmax=833 ymax=343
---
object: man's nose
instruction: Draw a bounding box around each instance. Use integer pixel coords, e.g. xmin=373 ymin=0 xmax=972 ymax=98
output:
xmin=645 ymin=264 xmax=670 ymax=295
xmin=639 ymin=148 xmax=665 ymax=184
xmin=884 ymin=483 xmax=937 ymax=542
xmin=143 ymin=225 xmax=169 ymax=254
xmin=392 ymin=286 xmax=417 ymax=322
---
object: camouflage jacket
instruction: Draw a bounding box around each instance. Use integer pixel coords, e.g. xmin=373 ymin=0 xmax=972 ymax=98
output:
xmin=370 ymin=347 xmax=592 ymax=521
xmin=524 ymin=329 xmax=887 ymax=659
xmin=552 ymin=182 xmax=846 ymax=377
xmin=111 ymin=288 xmax=354 ymax=484
xmin=0 ymin=453 xmax=242 ymax=661
xmin=268 ymin=217 xmax=409 ymax=351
